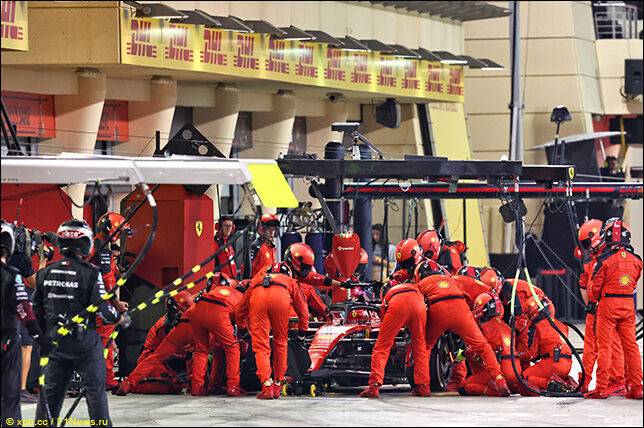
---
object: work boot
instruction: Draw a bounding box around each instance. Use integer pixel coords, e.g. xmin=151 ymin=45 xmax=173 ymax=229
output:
xmin=547 ymin=379 xmax=574 ymax=394
xmin=256 ymin=380 xmax=274 ymax=400
xmin=272 ymin=381 xmax=282 ymax=399
xmin=495 ymin=377 xmax=511 ymax=397
xmin=606 ymin=380 xmax=626 ymax=396
xmin=359 ymin=383 xmax=380 ymax=398
xmin=114 ymin=382 xmax=130 ymax=397
xmin=584 ymin=389 xmax=609 ymax=399
xmin=625 ymin=384 xmax=643 ymax=400
xmin=226 ymin=385 xmax=246 ymax=397
xmin=411 ymin=384 xmax=431 ymax=397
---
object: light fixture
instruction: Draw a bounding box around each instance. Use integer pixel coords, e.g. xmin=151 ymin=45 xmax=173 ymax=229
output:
xmin=123 ymin=1 xmax=187 ymax=19
xmin=387 ymin=44 xmax=421 ymax=59
xmin=210 ymin=15 xmax=253 ymax=33
xmin=274 ymin=26 xmax=314 ymax=41
xmin=76 ymin=68 xmax=102 ymax=78
xmin=305 ymin=30 xmax=344 ymax=45
xmin=337 ymin=36 xmax=370 ymax=51
xmin=458 ymin=55 xmax=488 ymax=68
xmin=171 ymin=10 xmax=221 ymax=27
xmin=431 ymin=51 xmax=468 ymax=65
xmin=360 ymin=39 xmax=396 ymax=52
xmin=478 ymin=58 xmax=505 ymax=70
xmin=240 ymin=19 xmax=286 ymax=36
xmin=413 ymin=48 xmax=442 ymax=62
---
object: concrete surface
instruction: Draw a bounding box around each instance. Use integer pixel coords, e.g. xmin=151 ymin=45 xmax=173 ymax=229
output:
xmin=18 ymin=392 xmax=644 ymax=427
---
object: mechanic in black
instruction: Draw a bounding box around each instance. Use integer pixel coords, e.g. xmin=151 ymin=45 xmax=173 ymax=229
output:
xmin=2 ymin=221 xmax=53 ymax=427
xmin=33 ymin=219 xmax=130 ymax=427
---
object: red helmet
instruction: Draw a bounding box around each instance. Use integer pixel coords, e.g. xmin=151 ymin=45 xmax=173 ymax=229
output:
xmin=395 ymin=239 xmax=422 ymax=271
xmin=524 ymin=296 xmax=554 ymax=322
xmin=416 ymin=229 xmax=443 ymax=261
xmin=578 ymin=219 xmax=604 ymax=254
xmin=414 ymin=259 xmax=446 ymax=282
xmin=473 ymin=292 xmax=504 ymax=322
xmin=96 ymin=212 xmax=132 ymax=242
xmin=603 ymin=217 xmax=631 ymax=246
xmin=174 ymin=290 xmax=194 ymax=313
xmin=260 ymin=213 xmax=280 ymax=228
xmin=284 ymin=243 xmax=315 ymax=277
xmin=479 ymin=267 xmax=503 ymax=290
xmin=457 ymin=265 xmax=480 ymax=279
xmin=211 ymin=272 xmax=234 ymax=287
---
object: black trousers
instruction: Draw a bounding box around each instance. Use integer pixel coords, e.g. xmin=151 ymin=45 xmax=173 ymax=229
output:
xmin=1 ymin=333 xmax=22 ymax=426
xmin=35 ymin=330 xmax=112 ymax=427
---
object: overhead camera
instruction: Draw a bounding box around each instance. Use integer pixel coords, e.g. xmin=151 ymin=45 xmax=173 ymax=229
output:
xmin=326 ymin=92 xmax=345 ymax=103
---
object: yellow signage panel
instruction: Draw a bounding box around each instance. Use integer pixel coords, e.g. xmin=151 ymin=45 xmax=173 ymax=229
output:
xmin=1 ymin=1 xmax=28 ymax=51
xmin=247 ymin=163 xmax=298 ymax=209
xmin=119 ymin=9 xmax=464 ymax=102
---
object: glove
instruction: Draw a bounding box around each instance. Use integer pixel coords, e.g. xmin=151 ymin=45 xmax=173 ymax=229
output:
xmin=37 ymin=336 xmax=55 ymax=357
xmin=117 ymin=313 xmax=132 ymax=330
xmin=584 ymin=302 xmax=598 ymax=315
xmin=44 ymin=231 xmax=59 ymax=245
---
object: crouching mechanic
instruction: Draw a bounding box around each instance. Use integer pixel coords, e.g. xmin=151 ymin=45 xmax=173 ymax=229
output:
xmin=583 ymin=218 xmax=643 ymax=400
xmin=461 ymin=293 xmax=519 ymax=396
xmin=359 ymin=281 xmax=430 ymax=398
xmin=2 ymin=221 xmax=54 ymax=427
xmin=34 ymin=219 xmax=130 ymax=427
xmin=415 ymin=259 xmax=511 ymax=396
xmin=190 ymin=273 xmax=244 ymax=397
xmin=236 ymin=244 xmax=310 ymax=399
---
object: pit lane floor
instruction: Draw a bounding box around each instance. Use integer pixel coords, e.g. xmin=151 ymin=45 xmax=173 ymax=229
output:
xmin=18 ymin=391 xmax=643 ymax=427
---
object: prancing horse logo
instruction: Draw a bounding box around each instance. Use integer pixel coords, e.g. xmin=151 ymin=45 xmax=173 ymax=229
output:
xmin=195 ymin=220 xmax=204 ymax=237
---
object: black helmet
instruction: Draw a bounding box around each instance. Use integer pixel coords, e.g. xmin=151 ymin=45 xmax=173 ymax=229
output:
xmin=1 ymin=220 xmax=15 ymax=259
xmin=57 ymin=219 xmax=94 ymax=258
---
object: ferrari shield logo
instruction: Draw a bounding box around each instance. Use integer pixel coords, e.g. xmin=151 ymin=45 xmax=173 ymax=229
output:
xmin=195 ymin=221 xmax=204 ymax=237
xmin=568 ymin=167 xmax=575 ymax=180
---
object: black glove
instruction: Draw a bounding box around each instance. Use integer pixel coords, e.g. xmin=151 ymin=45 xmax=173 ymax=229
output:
xmin=37 ymin=336 xmax=55 ymax=357
xmin=43 ymin=231 xmax=59 ymax=245
xmin=585 ymin=302 xmax=598 ymax=315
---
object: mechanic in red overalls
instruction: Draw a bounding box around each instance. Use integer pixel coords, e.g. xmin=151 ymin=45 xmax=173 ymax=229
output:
xmin=583 ymin=218 xmax=643 ymax=400
xmin=93 ymin=212 xmax=131 ymax=391
xmin=359 ymin=281 xmax=430 ymax=398
xmin=386 ymin=239 xmax=433 ymax=286
xmin=462 ymin=292 xmax=520 ymax=396
xmin=213 ymin=216 xmax=237 ymax=279
xmin=518 ymin=296 xmax=573 ymax=394
xmin=416 ymin=229 xmax=466 ymax=274
xmin=478 ymin=267 xmax=504 ymax=292
xmin=190 ymin=272 xmax=244 ymax=397
xmin=415 ymin=260 xmax=511 ymax=396
xmin=249 ymin=214 xmax=280 ymax=278
xmin=446 ymin=265 xmax=493 ymax=392
xmin=236 ymin=244 xmax=310 ymax=399
xmin=575 ymin=237 xmax=626 ymax=395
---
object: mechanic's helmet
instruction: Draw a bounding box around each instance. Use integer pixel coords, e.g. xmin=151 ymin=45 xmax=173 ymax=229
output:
xmin=395 ymin=239 xmax=422 ymax=272
xmin=260 ymin=213 xmax=280 ymax=228
xmin=267 ymin=261 xmax=294 ymax=277
xmin=413 ymin=259 xmax=446 ymax=283
xmin=174 ymin=290 xmax=194 ymax=313
xmin=524 ymin=296 xmax=554 ymax=322
xmin=457 ymin=265 xmax=480 ymax=279
xmin=578 ymin=219 xmax=604 ymax=254
xmin=1 ymin=220 xmax=15 ymax=259
xmin=211 ymin=272 xmax=233 ymax=287
xmin=96 ymin=212 xmax=132 ymax=242
xmin=416 ymin=229 xmax=443 ymax=261
xmin=57 ymin=219 xmax=94 ymax=258
xmin=354 ymin=248 xmax=369 ymax=279
xmin=284 ymin=243 xmax=315 ymax=278
xmin=603 ymin=217 xmax=631 ymax=247
xmin=346 ymin=309 xmax=371 ymax=325
xmin=473 ymin=292 xmax=504 ymax=323
xmin=479 ymin=267 xmax=504 ymax=290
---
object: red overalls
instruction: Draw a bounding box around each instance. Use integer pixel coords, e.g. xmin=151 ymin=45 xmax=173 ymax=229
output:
xmin=418 ymin=275 xmax=504 ymax=387
xmin=588 ymin=247 xmax=643 ymax=394
xmin=213 ymin=233 xmax=237 ymax=278
xmin=250 ymin=238 xmax=277 ymax=278
xmin=368 ymin=283 xmax=429 ymax=387
xmin=235 ymin=271 xmax=309 ymax=384
xmin=190 ymin=285 xmax=243 ymax=395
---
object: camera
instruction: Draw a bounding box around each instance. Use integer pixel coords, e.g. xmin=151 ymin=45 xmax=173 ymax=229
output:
xmin=326 ymin=92 xmax=345 ymax=103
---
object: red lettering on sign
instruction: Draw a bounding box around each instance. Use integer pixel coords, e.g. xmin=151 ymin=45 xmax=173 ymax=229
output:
xmin=447 ymin=68 xmax=463 ymax=95
xmin=234 ymin=34 xmax=259 ymax=69
xmin=295 ymin=44 xmax=318 ymax=77
xmin=1 ymin=91 xmax=56 ymax=138
xmin=1 ymin=1 xmax=16 ymax=23
xmin=201 ymin=29 xmax=227 ymax=65
xmin=377 ymin=57 xmax=397 ymax=87
xmin=126 ymin=20 xmax=157 ymax=58
xmin=1 ymin=1 xmax=23 ymax=41
xmin=324 ymin=48 xmax=345 ymax=81
xmin=266 ymin=39 xmax=289 ymax=74
xmin=425 ymin=63 xmax=443 ymax=93
xmin=165 ymin=25 xmax=193 ymax=62
xmin=401 ymin=60 xmax=420 ymax=90
xmin=350 ymin=52 xmax=371 ymax=84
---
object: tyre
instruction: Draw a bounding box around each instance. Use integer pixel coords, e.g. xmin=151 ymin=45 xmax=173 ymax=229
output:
xmin=429 ymin=335 xmax=453 ymax=392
